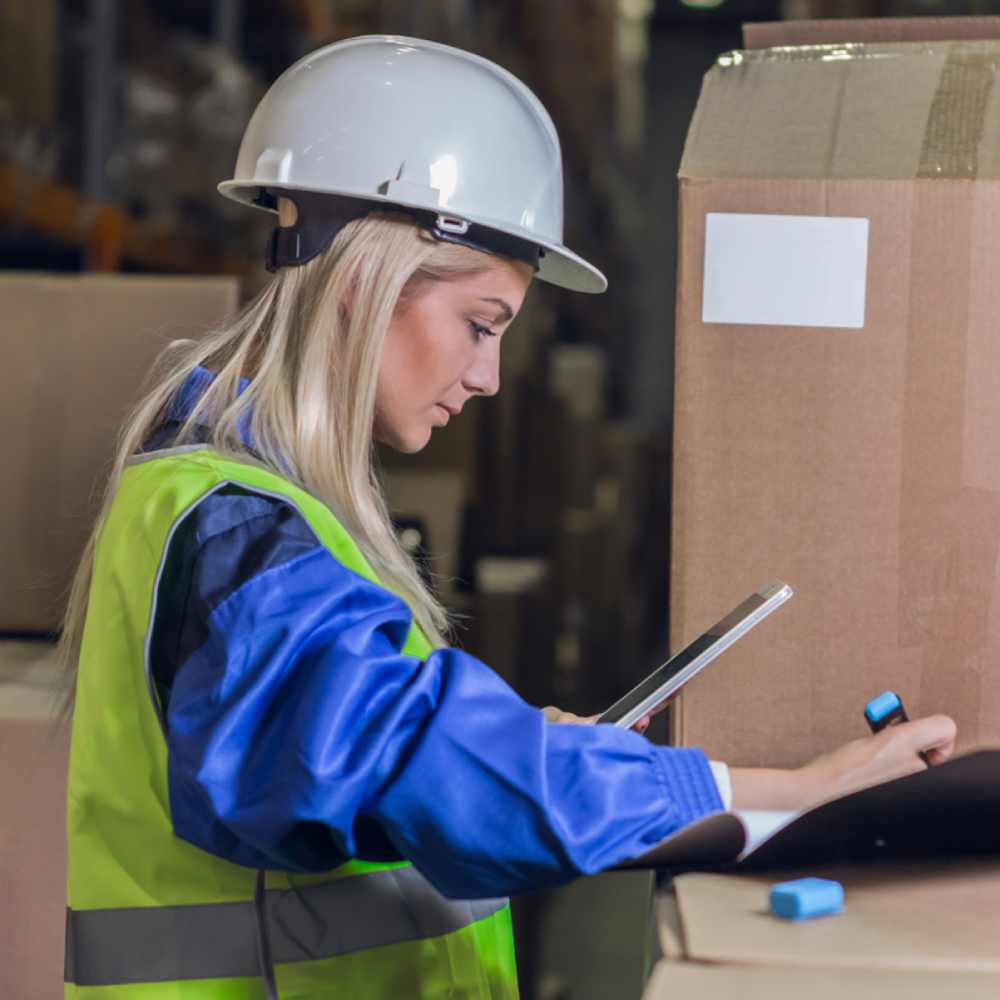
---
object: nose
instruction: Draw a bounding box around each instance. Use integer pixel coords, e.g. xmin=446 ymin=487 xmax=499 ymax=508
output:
xmin=463 ymin=339 xmax=501 ymax=397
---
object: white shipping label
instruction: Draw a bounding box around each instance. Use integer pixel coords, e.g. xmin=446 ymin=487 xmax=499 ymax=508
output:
xmin=702 ymin=213 xmax=869 ymax=328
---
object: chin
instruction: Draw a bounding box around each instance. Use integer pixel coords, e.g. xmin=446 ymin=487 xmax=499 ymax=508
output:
xmin=381 ymin=425 xmax=432 ymax=454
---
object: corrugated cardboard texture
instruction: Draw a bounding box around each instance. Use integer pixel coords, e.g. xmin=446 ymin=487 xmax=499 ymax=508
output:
xmin=644 ymin=961 xmax=1000 ymax=1000
xmin=0 ymin=641 xmax=68 ymax=1000
xmin=673 ymin=38 xmax=1000 ymax=766
xmin=681 ymin=42 xmax=1000 ymax=181
xmin=1 ymin=275 xmax=238 ymax=632
xmin=744 ymin=16 xmax=1000 ymax=51
xmin=672 ymin=859 xmax=1000 ymax=972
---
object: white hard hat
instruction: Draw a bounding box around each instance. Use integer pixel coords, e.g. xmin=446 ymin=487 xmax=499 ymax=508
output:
xmin=218 ymin=35 xmax=607 ymax=294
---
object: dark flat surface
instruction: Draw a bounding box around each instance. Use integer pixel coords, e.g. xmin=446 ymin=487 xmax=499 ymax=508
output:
xmin=622 ymin=749 xmax=1000 ymax=873
xmin=740 ymin=748 xmax=1000 ymax=871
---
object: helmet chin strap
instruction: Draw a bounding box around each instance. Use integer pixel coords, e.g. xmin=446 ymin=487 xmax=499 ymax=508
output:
xmin=259 ymin=189 xmax=541 ymax=273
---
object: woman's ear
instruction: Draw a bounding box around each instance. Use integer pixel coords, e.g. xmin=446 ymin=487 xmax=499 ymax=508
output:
xmin=278 ymin=197 xmax=299 ymax=227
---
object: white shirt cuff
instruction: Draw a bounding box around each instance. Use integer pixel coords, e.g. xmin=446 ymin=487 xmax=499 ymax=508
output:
xmin=708 ymin=760 xmax=732 ymax=811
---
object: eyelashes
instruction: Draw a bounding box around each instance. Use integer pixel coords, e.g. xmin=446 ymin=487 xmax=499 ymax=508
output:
xmin=468 ymin=320 xmax=498 ymax=340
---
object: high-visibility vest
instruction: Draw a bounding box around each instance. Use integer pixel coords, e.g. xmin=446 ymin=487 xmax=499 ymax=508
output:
xmin=65 ymin=447 xmax=519 ymax=998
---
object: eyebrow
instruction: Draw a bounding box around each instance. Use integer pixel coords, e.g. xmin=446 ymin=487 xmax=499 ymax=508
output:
xmin=479 ymin=297 xmax=514 ymax=323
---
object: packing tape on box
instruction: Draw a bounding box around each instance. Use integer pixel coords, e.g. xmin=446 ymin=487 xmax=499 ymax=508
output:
xmin=743 ymin=17 xmax=1000 ymax=52
xmin=705 ymin=41 xmax=1000 ymax=182
xmin=917 ymin=44 xmax=1000 ymax=179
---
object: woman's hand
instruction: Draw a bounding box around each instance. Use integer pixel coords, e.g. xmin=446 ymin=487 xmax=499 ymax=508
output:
xmin=541 ymin=706 xmax=597 ymax=725
xmin=730 ymin=714 xmax=957 ymax=812
xmin=541 ymin=706 xmax=652 ymax=734
xmin=793 ymin=713 xmax=957 ymax=809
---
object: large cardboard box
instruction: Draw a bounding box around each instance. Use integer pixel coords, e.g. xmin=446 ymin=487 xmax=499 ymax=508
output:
xmin=0 ymin=641 xmax=68 ymax=1000
xmin=1 ymin=275 xmax=239 ymax=632
xmin=645 ymin=859 xmax=1000 ymax=999
xmin=671 ymin=18 xmax=1000 ymax=767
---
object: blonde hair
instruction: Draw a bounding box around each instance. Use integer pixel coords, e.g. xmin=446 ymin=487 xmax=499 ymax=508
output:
xmin=59 ymin=211 xmax=502 ymax=695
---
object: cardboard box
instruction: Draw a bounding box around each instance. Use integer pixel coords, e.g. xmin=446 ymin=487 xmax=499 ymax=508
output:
xmin=644 ymin=959 xmax=1000 ymax=1000
xmin=0 ymin=640 xmax=68 ymax=1000
xmin=646 ymin=856 xmax=1000 ymax=998
xmin=670 ymin=859 xmax=1000 ymax=973
xmin=671 ymin=18 xmax=1000 ymax=767
xmin=743 ymin=15 xmax=1000 ymax=49
xmin=1 ymin=275 xmax=239 ymax=632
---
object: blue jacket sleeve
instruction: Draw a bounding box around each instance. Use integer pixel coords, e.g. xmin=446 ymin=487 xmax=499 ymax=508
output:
xmin=160 ymin=491 xmax=722 ymax=899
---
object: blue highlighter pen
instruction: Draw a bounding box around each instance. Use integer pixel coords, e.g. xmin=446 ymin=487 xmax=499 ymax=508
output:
xmin=864 ymin=690 xmax=933 ymax=768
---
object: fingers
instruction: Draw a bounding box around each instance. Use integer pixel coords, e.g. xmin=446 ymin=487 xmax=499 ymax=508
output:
xmin=924 ymin=745 xmax=952 ymax=767
xmin=541 ymin=705 xmax=599 ymax=725
xmin=632 ymin=715 xmax=651 ymax=735
xmin=903 ymin=714 xmax=957 ymax=765
xmin=876 ymin=714 xmax=957 ymax=769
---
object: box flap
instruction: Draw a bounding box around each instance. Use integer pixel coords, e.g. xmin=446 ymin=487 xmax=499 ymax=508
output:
xmin=673 ymin=858 xmax=1000 ymax=971
xmin=744 ymin=16 xmax=1000 ymax=50
xmin=681 ymin=40 xmax=1000 ymax=181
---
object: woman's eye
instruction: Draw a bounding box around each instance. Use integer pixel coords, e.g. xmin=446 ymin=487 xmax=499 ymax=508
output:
xmin=468 ymin=320 xmax=497 ymax=341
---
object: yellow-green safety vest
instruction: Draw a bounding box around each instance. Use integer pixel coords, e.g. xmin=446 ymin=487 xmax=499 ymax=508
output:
xmin=65 ymin=447 xmax=519 ymax=998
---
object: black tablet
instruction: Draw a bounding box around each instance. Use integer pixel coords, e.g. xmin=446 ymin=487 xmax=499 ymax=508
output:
xmin=597 ymin=581 xmax=793 ymax=729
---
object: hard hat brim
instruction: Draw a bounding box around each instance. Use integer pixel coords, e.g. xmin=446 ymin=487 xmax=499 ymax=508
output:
xmin=534 ymin=237 xmax=608 ymax=295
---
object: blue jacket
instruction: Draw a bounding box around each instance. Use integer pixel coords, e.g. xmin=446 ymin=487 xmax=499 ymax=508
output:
xmin=145 ymin=368 xmax=722 ymax=899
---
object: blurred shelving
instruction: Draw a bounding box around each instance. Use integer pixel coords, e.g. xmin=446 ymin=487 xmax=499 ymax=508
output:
xmin=0 ymin=159 xmax=249 ymax=274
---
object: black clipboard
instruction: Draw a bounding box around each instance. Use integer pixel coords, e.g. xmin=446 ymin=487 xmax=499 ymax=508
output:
xmin=618 ymin=749 xmax=1000 ymax=873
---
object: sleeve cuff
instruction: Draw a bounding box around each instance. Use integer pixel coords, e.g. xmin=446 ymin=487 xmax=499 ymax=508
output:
xmin=652 ymin=746 xmax=725 ymax=825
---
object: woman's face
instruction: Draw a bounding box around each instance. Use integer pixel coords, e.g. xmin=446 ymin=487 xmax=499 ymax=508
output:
xmin=374 ymin=260 xmax=532 ymax=453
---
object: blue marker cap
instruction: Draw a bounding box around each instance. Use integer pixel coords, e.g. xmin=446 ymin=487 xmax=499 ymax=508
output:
xmin=864 ymin=690 xmax=902 ymax=727
xmin=769 ymin=877 xmax=844 ymax=921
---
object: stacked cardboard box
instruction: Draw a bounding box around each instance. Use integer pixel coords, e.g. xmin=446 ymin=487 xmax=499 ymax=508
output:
xmin=645 ymin=860 xmax=1000 ymax=998
xmin=1 ymin=274 xmax=239 ymax=633
xmin=671 ymin=17 xmax=1000 ymax=767
xmin=0 ymin=641 xmax=67 ymax=1000
xmin=0 ymin=275 xmax=237 ymax=994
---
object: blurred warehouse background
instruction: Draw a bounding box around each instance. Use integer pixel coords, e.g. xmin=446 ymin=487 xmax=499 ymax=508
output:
xmin=2 ymin=1 xmax=998 ymax=998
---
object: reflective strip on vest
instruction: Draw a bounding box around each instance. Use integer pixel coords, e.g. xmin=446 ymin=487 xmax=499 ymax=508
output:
xmin=65 ymin=866 xmax=506 ymax=987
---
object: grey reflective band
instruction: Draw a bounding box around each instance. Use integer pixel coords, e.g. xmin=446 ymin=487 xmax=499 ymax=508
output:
xmin=65 ymin=867 xmax=507 ymax=987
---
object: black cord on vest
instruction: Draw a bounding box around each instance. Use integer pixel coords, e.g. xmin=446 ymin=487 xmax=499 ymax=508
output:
xmin=254 ymin=870 xmax=279 ymax=1000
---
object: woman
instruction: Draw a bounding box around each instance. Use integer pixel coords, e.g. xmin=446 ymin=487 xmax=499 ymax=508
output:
xmin=61 ymin=36 xmax=955 ymax=999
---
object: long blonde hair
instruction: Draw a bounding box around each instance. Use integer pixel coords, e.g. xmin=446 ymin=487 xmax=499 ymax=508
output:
xmin=59 ymin=211 xmax=499 ymax=690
